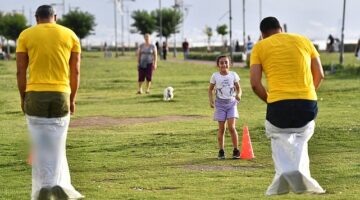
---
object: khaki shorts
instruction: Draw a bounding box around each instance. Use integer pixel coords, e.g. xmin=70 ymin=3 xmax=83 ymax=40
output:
xmin=25 ymin=91 xmax=70 ymax=118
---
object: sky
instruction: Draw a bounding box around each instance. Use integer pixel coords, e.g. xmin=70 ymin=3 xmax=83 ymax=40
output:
xmin=1 ymin=0 xmax=359 ymax=49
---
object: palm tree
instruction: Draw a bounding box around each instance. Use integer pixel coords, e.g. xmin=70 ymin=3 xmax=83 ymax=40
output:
xmin=204 ymin=25 xmax=213 ymax=52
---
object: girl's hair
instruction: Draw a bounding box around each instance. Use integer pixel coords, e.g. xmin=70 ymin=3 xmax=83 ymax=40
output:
xmin=216 ymin=55 xmax=232 ymax=66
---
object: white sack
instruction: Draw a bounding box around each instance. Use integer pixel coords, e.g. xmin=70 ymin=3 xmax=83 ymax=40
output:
xmin=265 ymin=120 xmax=325 ymax=195
xmin=26 ymin=114 xmax=84 ymax=200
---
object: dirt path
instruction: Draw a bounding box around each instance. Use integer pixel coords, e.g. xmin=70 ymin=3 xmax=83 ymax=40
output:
xmin=183 ymin=165 xmax=262 ymax=171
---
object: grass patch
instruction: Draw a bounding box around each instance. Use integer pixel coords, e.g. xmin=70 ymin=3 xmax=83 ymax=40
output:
xmin=0 ymin=52 xmax=359 ymax=199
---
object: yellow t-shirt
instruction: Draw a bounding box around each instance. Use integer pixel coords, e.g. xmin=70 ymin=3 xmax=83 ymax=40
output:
xmin=250 ymin=33 xmax=319 ymax=103
xmin=16 ymin=23 xmax=81 ymax=93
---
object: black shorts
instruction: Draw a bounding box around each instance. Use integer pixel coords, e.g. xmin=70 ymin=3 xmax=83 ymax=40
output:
xmin=266 ymin=99 xmax=318 ymax=128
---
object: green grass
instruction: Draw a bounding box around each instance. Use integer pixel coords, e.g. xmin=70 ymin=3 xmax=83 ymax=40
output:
xmin=0 ymin=52 xmax=359 ymax=199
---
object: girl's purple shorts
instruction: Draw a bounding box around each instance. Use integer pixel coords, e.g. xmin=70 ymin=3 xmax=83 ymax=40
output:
xmin=214 ymin=98 xmax=239 ymax=121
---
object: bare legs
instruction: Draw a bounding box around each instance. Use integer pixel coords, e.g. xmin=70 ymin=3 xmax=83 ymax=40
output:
xmin=146 ymin=81 xmax=151 ymax=93
xmin=217 ymin=118 xmax=239 ymax=150
xmin=138 ymin=82 xmax=143 ymax=94
xmin=138 ymin=81 xmax=152 ymax=94
xmin=217 ymin=121 xmax=226 ymax=150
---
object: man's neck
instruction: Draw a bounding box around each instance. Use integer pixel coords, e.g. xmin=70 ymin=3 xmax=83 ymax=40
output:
xmin=262 ymin=29 xmax=282 ymax=39
xmin=36 ymin=17 xmax=56 ymax=24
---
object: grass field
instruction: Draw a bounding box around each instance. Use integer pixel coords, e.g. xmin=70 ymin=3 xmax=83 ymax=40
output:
xmin=0 ymin=52 xmax=359 ymax=200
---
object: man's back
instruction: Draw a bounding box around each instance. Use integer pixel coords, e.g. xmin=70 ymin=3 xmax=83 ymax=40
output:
xmin=251 ymin=33 xmax=318 ymax=103
xmin=17 ymin=23 xmax=80 ymax=93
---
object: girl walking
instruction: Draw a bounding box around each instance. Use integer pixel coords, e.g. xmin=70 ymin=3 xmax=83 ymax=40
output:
xmin=208 ymin=55 xmax=242 ymax=159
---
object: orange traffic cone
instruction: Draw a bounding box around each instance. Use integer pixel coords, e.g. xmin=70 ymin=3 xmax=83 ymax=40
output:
xmin=27 ymin=152 xmax=32 ymax=165
xmin=240 ymin=125 xmax=255 ymax=159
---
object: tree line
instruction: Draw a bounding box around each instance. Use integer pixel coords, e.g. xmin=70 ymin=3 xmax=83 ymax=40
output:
xmin=0 ymin=10 xmax=95 ymax=56
xmin=1 ymin=7 xmax=230 ymax=55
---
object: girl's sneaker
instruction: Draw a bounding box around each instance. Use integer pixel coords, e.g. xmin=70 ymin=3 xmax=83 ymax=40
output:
xmin=233 ymin=148 xmax=240 ymax=159
xmin=218 ymin=149 xmax=225 ymax=160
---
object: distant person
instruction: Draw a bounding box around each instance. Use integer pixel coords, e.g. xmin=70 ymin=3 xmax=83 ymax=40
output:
xmin=155 ymin=41 xmax=160 ymax=56
xmin=246 ymin=35 xmax=254 ymax=54
xmin=235 ymin=40 xmax=241 ymax=52
xmin=134 ymin=42 xmax=139 ymax=56
xmin=327 ymin=34 xmax=334 ymax=52
xmin=0 ymin=43 xmax=5 ymax=60
xmin=245 ymin=35 xmax=254 ymax=64
xmin=208 ymin=55 xmax=242 ymax=160
xmin=356 ymin=38 xmax=360 ymax=60
xmin=162 ymin=41 xmax=168 ymax=60
xmin=182 ymin=39 xmax=189 ymax=60
xmin=250 ymin=16 xmax=325 ymax=195
xmin=334 ymin=38 xmax=340 ymax=52
xmin=137 ymin=33 xmax=157 ymax=94
xmin=103 ymin=42 xmax=111 ymax=58
xmin=223 ymin=39 xmax=228 ymax=49
xmin=16 ymin=5 xmax=83 ymax=200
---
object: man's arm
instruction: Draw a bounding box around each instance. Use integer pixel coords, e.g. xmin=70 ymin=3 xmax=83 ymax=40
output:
xmin=310 ymin=57 xmax=324 ymax=90
xmin=250 ymin=64 xmax=268 ymax=103
xmin=208 ymin=83 xmax=215 ymax=108
xmin=69 ymin=52 xmax=81 ymax=115
xmin=16 ymin=52 xmax=29 ymax=113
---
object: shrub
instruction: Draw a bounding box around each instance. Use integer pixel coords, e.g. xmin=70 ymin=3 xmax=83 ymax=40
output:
xmin=323 ymin=63 xmax=360 ymax=75
xmin=187 ymin=52 xmax=243 ymax=62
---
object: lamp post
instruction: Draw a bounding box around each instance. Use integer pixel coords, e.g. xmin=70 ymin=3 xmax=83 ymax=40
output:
xmin=126 ymin=7 xmax=131 ymax=50
xmin=159 ymin=0 xmax=163 ymax=59
xmin=62 ymin=0 xmax=65 ymax=14
xmin=259 ymin=0 xmax=262 ymax=22
xmin=114 ymin=0 xmax=118 ymax=57
xmin=229 ymin=0 xmax=233 ymax=60
xmin=114 ymin=0 xmax=134 ymax=57
xmin=339 ymin=0 xmax=346 ymax=64
xmin=50 ymin=0 xmax=65 ymax=16
xmin=121 ymin=1 xmax=125 ymax=55
xmin=242 ymin=0 xmax=246 ymax=53
xmin=120 ymin=0 xmax=135 ymax=56
xmin=173 ymin=1 xmax=181 ymax=58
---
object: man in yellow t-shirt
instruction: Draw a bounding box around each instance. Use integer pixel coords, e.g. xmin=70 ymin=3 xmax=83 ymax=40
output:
xmin=250 ymin=17 xmax=325 ymax=195
xmin=16 ymin=5 xmax=83 ymax=200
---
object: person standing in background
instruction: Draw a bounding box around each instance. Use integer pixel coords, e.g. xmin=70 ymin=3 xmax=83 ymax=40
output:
xmin=162 ymin=41 xmax=168 ymax=60
xmin=137 ymin=33 xmax=158 ymax=94
xmin=182 ymin=39 xmax=189 ymax=60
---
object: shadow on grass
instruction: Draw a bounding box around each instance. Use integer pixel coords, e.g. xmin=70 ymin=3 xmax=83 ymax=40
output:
xmin=4 ymin=111 xmax=23 ymax=115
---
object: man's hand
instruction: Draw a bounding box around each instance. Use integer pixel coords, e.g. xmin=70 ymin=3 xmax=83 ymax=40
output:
xmin=21 ymin=99 xmax=25 ymax=114
xmin=70 ymin=101 xmax=76 ymax=115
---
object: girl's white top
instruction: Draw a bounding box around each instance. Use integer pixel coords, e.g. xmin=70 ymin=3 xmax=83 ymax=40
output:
xmin=210 ymin=71 xmax=240 ymax=100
